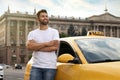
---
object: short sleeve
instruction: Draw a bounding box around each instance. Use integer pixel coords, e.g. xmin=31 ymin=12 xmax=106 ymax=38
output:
xmin=53 ymin=30 xmax=59 ymax=40
xmin=27 ymin=31 xmax=34 ymax=41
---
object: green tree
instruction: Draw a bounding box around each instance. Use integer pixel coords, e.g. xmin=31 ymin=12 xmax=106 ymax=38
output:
xmin=81 ymin=27 xmax=87 ymax=36
xmin=67 ymin=24 xmax=75 ymax=36
xmin=59 ymin=33 xmax=68 ymax=38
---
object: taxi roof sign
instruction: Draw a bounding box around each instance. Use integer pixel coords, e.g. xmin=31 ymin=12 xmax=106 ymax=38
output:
xmin=87 ymin=31 xmax=104 ymax=36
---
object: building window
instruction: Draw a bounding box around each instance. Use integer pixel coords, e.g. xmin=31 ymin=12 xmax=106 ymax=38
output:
xmin=53 ymin=24 xmax=58 ymax=30
xmin=112 ymin=26 xmax=117 ymax=37
xmin=11 ymin=49 xmax=15 ymax=53
xmin=28 ymin=21 xmax=34 ymax=32
xmin=10 ymin=20 xmax=17 ymax=27
xmin=98 ymin=25 xmax=103 ymax=31
xmin=19 ymin=21 xmax=25 ymax=27
xmin=105 ymin=26 xmax=110 ymax=36
xmin=20 ymin=40 xmax=23 ymax=44
xmin=61 ymin=24 xmax=66 ymax=30
xmin=20 ymin=48 xmax=24 ymax=54
xmin=19 ymin=31 xmax=23 ymax=36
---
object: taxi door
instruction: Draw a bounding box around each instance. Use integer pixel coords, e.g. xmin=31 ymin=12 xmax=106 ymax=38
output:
xmin=55 ymin=41 xmax=82 ymax=80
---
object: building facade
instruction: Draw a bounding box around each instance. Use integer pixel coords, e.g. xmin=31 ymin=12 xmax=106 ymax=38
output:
xmin=0 ymin=9 xmax=120 ymax=65
xmin=0 ymin=10 xmax=36 ymax=65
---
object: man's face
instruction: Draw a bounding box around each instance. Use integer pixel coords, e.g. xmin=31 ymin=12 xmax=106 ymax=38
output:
xmin=38 ymin=12 xmax=49 ymax=25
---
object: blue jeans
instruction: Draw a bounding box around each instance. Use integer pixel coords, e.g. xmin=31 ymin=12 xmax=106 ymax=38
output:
xmin=30 ymin=66 xmax=57 ymax=80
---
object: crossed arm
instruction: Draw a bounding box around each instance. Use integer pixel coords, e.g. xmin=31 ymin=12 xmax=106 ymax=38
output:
xmin=26 ymin=39 xmax=59 ymax=52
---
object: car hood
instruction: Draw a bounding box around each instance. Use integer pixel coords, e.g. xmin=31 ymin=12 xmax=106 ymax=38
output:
xmin=79 ymin=62 xmax=120 ymax=80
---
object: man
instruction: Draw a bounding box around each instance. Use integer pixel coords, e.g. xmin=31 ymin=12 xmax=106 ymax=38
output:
xmin=26 ymin=9 xmax=59 ymax=80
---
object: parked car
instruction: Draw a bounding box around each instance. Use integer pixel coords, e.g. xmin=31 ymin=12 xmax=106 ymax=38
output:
xmin=0 ymin=66 xmax=4 ymax=80
xmin=0 ymin=64 xmax=11 ymax=69
xmin=24 ymin=31 xmax=120 ymax=80
xmin=15 ymin=64 xmax=22 ymax=69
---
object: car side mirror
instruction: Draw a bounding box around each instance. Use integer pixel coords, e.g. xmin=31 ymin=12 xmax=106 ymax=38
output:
xmin=68 ymin=57 xmax=80 ymax=64
xmin=57 ymin=54 xmax=74 ymax=63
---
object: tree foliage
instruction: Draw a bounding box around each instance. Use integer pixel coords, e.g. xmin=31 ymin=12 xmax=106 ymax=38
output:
xmin=59 ymin=33 xmax=68 ymax=38
xmin=67 ymin=24 xmax=76 ymax=36
xmin=81 ymin=27 xmax=87 ymax=36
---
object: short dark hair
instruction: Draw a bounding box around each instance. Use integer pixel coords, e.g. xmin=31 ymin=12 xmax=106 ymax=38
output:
xmin=37 ymin=9 xmax=47 ymax=18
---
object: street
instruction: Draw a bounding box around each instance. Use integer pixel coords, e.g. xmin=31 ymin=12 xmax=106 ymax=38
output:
xmin=4 ymin=67 xmax=25 ymax=80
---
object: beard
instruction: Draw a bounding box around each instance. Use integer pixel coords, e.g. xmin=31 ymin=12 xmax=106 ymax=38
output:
xmin=39 ymin=19 xmax=49 ymax=25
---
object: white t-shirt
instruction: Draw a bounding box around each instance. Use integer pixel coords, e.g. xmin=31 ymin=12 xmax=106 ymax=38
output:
xmin=27 ymin=27 xmax=59 ymax=69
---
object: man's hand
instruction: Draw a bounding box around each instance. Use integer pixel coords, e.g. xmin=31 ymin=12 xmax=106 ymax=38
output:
xmin=26 ymin=39 xmax=48 ymax=51
xmin=47 ymin=40 xmax=59 ymax=47
xmin=38 ymin=40 xmax=59 ymax=52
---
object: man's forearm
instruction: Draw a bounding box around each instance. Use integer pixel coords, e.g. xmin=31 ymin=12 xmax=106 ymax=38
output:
xmin=26 ymin=40 xmax=49 ymax=51
xmin=38 ymin=46 xmax=58 ymax=52
xmin=26 ymin=39 xmax=59 ymax=51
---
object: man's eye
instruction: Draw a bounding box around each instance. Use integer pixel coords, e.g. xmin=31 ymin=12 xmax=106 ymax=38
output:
xmin=41 ymin=16 xmax=44 ymax=17
xmin=41 ymin=16 xmax=46 ymax=17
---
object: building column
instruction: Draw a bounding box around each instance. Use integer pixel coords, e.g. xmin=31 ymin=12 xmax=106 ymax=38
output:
xmin=7 ymin=46 xmax=11 ymax=65
xmin=95 ymin=25 xmax=99 ymax=31
xmin=110 ymin=26 xmax=112 ymax=37
xmin=17 ymin=20 xmax=20 ymax=46
xmin=25 ymin=21 xmax=28 ymax=40
xmin=6 ymin=19 xmax=11 ymax=65
xmin=25 ymin=21 xmax=29 ymax=63
xmin=6 ymin=20 xmax=10 ymax=46
xmin=93 ymin=25 xmax=95 ymax=30
xmin=103 ymin=25 xmax=106 ymax=36
xmin=16 ymin=20 xmax=20 ymax=63
xmin=117 ymin=26 xmax=119 ymax=37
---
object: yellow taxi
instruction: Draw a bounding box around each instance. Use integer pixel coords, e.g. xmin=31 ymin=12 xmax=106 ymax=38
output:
xmin=24 ymin=31 xmax=120 ymax=80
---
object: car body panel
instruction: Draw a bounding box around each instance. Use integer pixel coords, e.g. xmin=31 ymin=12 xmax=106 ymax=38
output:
xmin=56 ymin=62 xmax=120 ymax=80
xmin=24 ymin=59 xmax=32 ymax=80
xmin=24 ymin=63 xmax=31 ymax=80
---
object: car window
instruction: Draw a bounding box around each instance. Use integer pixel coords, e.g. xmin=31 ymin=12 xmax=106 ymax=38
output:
xmin=75 ymin=38 xmax=120 ymax=63
xmin=57 ymin=41 xmax=79 ymax=60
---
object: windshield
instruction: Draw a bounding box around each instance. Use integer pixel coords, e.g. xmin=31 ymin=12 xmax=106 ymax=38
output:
xmin=75 ymin=38 xmax=120 ymax=63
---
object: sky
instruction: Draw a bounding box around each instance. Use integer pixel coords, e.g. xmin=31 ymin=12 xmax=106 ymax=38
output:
xmin=0 ymin=0 xmax=120 ymax=18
